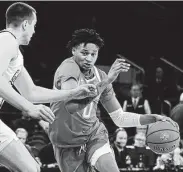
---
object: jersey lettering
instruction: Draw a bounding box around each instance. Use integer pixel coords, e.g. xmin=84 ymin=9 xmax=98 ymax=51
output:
xmin=82 ymin=102 xmax=94 ymax=119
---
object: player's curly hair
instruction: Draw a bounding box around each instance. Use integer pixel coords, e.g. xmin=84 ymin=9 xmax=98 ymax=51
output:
xmin=67 ymin=28 xmax=104 ymax=52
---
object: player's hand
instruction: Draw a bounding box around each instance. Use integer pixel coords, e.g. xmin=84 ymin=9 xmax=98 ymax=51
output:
xmin=24 ymin=105 xmax=55 ymax=124
xmin=39 ymin=120 xmax=50 ymax=133
xmin=108 ymin=58 xmax=130 ymax=83
xmin=72 ymin=84 xmax=97 ymax=99
xmin=151 ymin=114 xmax=179 ymax=130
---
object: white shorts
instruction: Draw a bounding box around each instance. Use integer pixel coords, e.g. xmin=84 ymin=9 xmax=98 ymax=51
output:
xmin=90 ymin=142 xmax=113 ymax=166
xmin=0 ymin=120 xmax=18 ymax=153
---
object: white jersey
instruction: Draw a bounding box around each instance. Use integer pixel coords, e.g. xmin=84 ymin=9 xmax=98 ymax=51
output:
xmin=0 ymin=30 xmax=24 ymax=108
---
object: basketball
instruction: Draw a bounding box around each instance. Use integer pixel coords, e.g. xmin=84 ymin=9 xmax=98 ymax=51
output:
xmin=146 ymin=120 xmax=180 ymax=154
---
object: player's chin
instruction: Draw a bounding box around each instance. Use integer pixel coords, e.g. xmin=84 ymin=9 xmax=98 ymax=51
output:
xmin=82 ymin=65 xmax=92 ymax=71
xmin=21 ymin=39 xmax=30 ymax=45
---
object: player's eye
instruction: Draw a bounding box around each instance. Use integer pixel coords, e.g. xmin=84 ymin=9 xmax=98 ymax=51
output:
xmin=91 ymin=53 xmax=96 ymax=57
xmin=81 ymin=52 xmax=88 ymax=56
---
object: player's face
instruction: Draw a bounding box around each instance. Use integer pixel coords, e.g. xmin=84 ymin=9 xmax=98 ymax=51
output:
xmin=21 ymin=12 xmax=37 ymax=45
xmin=72 ymin=43 xmax=99 ymax=71
xmin=115 ymin=131 xmax=127 ymax=148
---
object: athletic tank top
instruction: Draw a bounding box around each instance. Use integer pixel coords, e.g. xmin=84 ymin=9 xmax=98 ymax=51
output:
xmin=0 ymin=30 xmax=24 ymax=108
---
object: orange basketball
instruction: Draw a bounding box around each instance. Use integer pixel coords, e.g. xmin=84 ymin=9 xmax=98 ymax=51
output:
xmin=146 ymin=120 xmax=180 ymax=154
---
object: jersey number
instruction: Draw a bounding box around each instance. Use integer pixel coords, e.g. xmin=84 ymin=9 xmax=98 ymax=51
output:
xmin=82 ymin=102 xmax=94 ymax=119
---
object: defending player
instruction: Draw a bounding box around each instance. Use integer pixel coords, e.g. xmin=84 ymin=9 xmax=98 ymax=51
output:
xmin=49 ymin=29 xmax=178 ymax=172
xmin=0 ymin=3 xmax=96 ymax=172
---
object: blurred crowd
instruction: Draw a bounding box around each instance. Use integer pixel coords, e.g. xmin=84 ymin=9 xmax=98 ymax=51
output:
xmin=1 ymin=63 xmax=183 ymax=172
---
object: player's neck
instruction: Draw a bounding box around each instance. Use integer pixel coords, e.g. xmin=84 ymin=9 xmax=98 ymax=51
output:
xmin=6 ymin=27 xmax=22 ymax=45
xmin=81 ymin=68 xmax=94 ymax=80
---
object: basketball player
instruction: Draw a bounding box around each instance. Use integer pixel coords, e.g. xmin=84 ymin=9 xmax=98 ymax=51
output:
xmin=49 ymin=29 xmax=178 ymax=172
xmin=0 ymin=3 xmax=96 ymax=172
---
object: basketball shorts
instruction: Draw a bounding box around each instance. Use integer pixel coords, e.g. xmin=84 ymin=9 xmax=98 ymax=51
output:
xmin=53 ymin=123 xmax=113 ymax=172
xmin=0 ymin=120 xmax=18 ymax=153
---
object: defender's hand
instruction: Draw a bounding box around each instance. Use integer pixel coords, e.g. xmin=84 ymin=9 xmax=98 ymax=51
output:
xmin=108 ymin=58 xmax=130 ymax=83
xmin=72 ymin=84 xmax=97 ymax=99
xmin=24 ymin=105 xmax=55 ymax=124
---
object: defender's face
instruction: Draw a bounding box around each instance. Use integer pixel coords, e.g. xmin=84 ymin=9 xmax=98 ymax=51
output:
xmin=115 ymin=131 xmax=128 ymax=148
xmin=72 ymin=43 xmax=99 ymax=71
xmin=22 ymin=12 xmax=37 ymax=45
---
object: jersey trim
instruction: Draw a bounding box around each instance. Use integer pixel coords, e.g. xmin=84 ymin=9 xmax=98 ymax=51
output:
xmin=0 ymin=30 xmax=16 ymax=39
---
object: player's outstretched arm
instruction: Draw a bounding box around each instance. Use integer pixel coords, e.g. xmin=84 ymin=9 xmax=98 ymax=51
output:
xmin=102 ymin=96 xmax=177 ymax=127
xmin=14 ymin=67 xmax=96 ymax=104
xmin=0 ymin=35 xmax=54 ymax=123
xmin=0 ymin=35 xmax=33 ymax=112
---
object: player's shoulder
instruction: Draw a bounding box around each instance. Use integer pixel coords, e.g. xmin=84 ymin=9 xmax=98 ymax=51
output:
xmin=57 ymin=57 xmax=79 ymax=70
xmin=0 ymin=31 xmax=18 ymax=53
xmin=55 ymin=57 xmax=80 ymax=77
xmin=62 ymin=57 xmax=78 ymax=66
xmin=0 ymin=31 xmax=17 ymax=46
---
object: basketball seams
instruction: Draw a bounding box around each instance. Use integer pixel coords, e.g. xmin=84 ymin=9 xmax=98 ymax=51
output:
xmin=147 ymin=137 xmax=180 ymax=144
xmin=146 ymin=121 xmax=180 ymax=154
xmin=146 ymin=129 xmax=179 ymax=138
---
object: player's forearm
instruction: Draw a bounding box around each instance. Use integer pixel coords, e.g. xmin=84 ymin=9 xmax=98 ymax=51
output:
xmin=0 ymin=76 xmax=33 ymax=112
xmin=27 ymin=86 xmax=77 ymax=103
xmin=109 ymin=108 xmax=156 ymax=127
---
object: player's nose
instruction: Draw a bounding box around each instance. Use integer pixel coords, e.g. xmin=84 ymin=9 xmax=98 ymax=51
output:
xmin=85 ymin=55 xmax=93 ymax=62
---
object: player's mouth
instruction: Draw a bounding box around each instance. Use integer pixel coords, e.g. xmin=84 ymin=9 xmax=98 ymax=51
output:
xmin=83 ymin=63 xmax=92 ymax=69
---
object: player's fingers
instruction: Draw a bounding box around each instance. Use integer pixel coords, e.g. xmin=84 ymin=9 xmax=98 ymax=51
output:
xmin=86 ymin=84 xmax=97 ymax=91
xmin=115 ymin=58 xmax=126 ymax=63
xmin=111 ymin=59 xmax=123 ymax=68
xmin=111 ymin=63 xmax=129 ymax=71
xmin=81 ymin=87 xmax=97 ymax=98
xmin=115 ymin=58 xmax=130 ymax=66
xmin=81 ymin=86 xmax=92 ymax=93
xmin=115 ymin=68 xmax=129 ymax=74
xmin=43 ymin=106 xmax=55 ymax=121
xmin=113 ymin=64 xmax=130 ymax=72
xmin=40 ymin=108 xmax=53 ymax=123
xmin=162 ymin=117 xmax=178 ymax=128
xmin=115 ymin=62 xmax=130 ymax=69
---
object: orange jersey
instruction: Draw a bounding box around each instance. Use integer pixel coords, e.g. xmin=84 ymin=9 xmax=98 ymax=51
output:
xmin=48 ymin=57 xmax=115 ymax=147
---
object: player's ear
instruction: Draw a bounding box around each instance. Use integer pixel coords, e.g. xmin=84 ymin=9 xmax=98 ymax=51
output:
xmin=22 ymin=20 xmax=28 ymax=31
xmin=72 ymin=47 xmax=76 ymax=55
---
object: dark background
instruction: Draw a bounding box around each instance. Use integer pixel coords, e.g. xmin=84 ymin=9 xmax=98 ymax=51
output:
xmin=1 ymin=1 xmax=183 ymax=115
xmin=0 ymin=1 xmax=183 ymax=86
